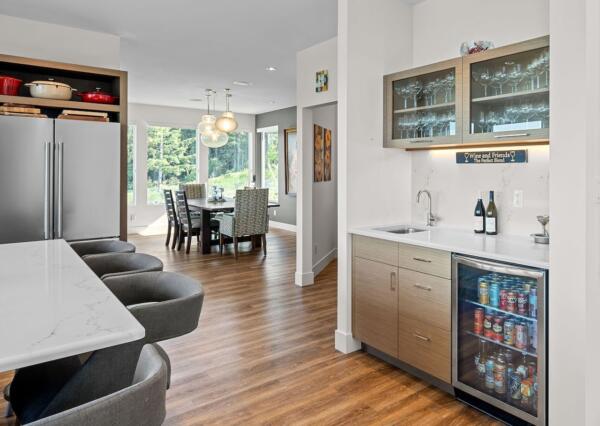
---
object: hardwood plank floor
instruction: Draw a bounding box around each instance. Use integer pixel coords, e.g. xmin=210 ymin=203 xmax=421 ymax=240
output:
xmin=0 ymin=229 xmax=498 ymax=425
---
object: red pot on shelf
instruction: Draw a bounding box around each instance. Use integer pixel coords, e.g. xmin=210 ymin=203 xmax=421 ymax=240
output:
xmin=76 ymin=88 xmax=119 ymax=104
xmin=0 ymin=76 xmax=23 ymax=96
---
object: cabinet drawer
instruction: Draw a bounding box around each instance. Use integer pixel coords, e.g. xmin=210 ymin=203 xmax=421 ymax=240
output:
xmin=398 ymin=243 xmax=450 ymax=279
xmin=353 ymin=235 xmax=398 ymax=266
xmin=397 ymin=315 xmax=451 ymax=383
xmin=397 ymin=268 xmax=451 ymax=331
xmin=352 ymin=257 xmax=398 ymax=356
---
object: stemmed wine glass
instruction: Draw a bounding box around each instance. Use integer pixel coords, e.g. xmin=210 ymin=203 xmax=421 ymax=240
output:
xmin=443 ymin=73 xmax=455 ymax=103
xmin=398 ymin=84 xmax=413 ymax=109
xmin=473 ymin=69 xmax=493 ymax=97
xmin=507 ymin=63 xmax=524 ymax=93
xmin=491 ymin=66 xmax=508 ymax=95
xmin=409 ymin=81 xmax=423 ymax=108
xmin=422 ymin=82 xmax=435 ymax=106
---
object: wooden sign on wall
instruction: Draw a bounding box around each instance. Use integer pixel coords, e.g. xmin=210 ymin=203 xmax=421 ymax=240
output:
xmin=456 ymin=149 xmax=528 ymax=164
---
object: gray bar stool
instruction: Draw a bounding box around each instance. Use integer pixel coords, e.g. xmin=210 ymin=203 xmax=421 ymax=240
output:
xmin=83 ymin=252 xmax=163 ymax=280
xmin=69 ymin=240 xmax=136 ymax=258
xmin=103 ymin=271 xmax=204 ymax=388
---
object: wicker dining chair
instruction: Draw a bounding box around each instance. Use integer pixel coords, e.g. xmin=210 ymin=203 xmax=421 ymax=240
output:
xmin=218 ymin=188 xmax=269 ymax=259
xmin=179 ymin=183 xmax=206 ymax=199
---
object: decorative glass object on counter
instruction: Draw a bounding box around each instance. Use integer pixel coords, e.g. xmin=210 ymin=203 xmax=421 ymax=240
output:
xmin=463 ymin=37 xmax=549 ymax=144
xmin=384 ymin=58 xmax=462 ymax=148
xmin=453 ymin=255 xmax=547 ymax=426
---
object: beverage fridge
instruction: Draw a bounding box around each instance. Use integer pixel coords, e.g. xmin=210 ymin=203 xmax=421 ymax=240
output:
xmin=452 ymin=254 xmax=547 ymax=425
xmin=0 ymin=115 xmax=120 ymax=244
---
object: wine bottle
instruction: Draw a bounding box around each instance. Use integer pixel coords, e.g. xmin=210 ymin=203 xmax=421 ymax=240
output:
xmin=474 ymin=193 xmax=485 ymax=234
xmin=485 ymin=190 xmax=498 ymax=235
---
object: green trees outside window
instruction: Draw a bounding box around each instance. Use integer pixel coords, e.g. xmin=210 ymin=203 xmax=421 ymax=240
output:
xmin=127 ymin=125 xmax=136 ymax=205
xmin=208 ymin=131 xmax=250 ymax=198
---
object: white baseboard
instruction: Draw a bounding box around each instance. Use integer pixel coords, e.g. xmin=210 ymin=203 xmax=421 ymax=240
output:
xmin=269 ymin=221 xmax=297 ymax=232
xmin=335 ymin=329 xmax=362 ymax=354
xmin=313 ymin=248 xmax=337 ymax=277
xmin=295 ymin=271 xmax=314 ymax=287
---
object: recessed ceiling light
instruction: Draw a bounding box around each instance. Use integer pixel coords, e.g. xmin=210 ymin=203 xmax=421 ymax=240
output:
xmin=233 ymin=80 xmax=252 ymax=86
xmin=265 ymin=66 xmax=277 ymax=72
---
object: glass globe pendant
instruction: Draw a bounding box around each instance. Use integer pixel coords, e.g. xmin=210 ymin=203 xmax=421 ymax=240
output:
xmin=215 ymin=89 xmax=238 ymax=133
xmin=200 ymin=129 xmax=229 ymax=148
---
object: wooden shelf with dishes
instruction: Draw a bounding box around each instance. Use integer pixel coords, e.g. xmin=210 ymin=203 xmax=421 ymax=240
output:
xmin=0 ymin=94 xmax=120 ymax=113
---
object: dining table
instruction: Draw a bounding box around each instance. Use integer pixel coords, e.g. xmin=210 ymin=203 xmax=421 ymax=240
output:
xmin=0 ymin=239 xmax=145 ymax=372
xmin=187 ymin=197 xmax=280 ymax=254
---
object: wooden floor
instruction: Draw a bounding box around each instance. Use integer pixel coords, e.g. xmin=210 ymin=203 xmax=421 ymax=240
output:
xmin=0 ymin=229 xmax=499 ymax=425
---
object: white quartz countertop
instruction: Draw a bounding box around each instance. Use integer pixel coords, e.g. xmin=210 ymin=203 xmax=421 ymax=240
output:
xmin=0 ymin=239 xmax=145 ymax=372
xmin=350 ymin=225 xmax=549 ymax=269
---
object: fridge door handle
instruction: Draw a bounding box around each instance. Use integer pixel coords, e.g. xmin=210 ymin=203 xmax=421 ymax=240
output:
xmin=43 ymin=141 xmax=52 ymax=239
xmin=56 ymin=142 xmax=64 ymax=239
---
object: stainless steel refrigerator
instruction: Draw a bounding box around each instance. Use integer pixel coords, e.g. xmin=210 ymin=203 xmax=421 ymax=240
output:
xmin=452 ymin=254 xmax=547 ymax=425
xmin=0 ymin=115 xmax=120 ymax=244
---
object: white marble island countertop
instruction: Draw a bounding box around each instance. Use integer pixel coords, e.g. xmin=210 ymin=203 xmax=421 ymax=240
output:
xmin=350 ymin=225 xmax=549 ymax=269
xmin=0 ymin=239 xmax=145 ymax=372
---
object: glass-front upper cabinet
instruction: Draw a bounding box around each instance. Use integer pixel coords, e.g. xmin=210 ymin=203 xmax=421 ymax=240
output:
xmin=384 ymin=58 xmax=463 ymax=149
xmin=462 ymin=36 xmax=549 ymax=144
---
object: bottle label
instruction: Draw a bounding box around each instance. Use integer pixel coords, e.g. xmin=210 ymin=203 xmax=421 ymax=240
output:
xmin=474 ymin=217 xmax=484 ymax=232
xmin=486 ymin=217 xmax=497 ymax=233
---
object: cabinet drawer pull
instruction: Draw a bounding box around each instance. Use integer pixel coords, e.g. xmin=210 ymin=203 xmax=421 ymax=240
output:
xmin=409 ymin=139 xmax=433 ymax=144
xmin=390 ymin=271 xmax=397 ymax=291
xmin=412 ymin=257 xmax=432 ymax=263
xmin=494 ymin=133 xmax=530 ymax=138
xmin=413 ymin=333 xmax=431 ymax=342
xmin=414 ymin=283 xmax=432 ymax=291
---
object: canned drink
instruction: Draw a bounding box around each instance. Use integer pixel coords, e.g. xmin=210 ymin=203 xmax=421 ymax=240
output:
xmin=499 ymin=288 xmax=508 ymax=311
xmin=504 ymin=320 xmax=515 ymax=345
xmin=483 ymin=314 xmax=494 ymax=339
xmin=527 ymin=360 xmax=537 ymax=379
xmin=494 ymin=357 xmax=507 ymax=395
xmin=529 ymin=288 xmax=538 ymax=318
xmin=510 ymin=371 xmax=522 ymax=401
xmin=521 ymin=379 xmax=534 ymax=409
xmin=515 ymin=323 xmax=529 ymax=350
xmin=474 ymin=308 xmax=484 ymax=335
xmin=492 ymin=317 xmax=504 ymax=342
xmin=517 ymin=291 xmax=529 ymax=315
xmin=479 ymin=278 xmax=490 ymax=305
xmin=507 ymin=291 xmax=517 ymax=313
xmin=490 ymin=283 xmax=500 ymax=308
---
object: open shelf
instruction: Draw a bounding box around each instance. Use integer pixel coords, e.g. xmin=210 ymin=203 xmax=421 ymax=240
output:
xmin=393 ymin=101 xmax=455 ymax=114
xmin=462 ymin=299 xmax=537 ymax=322
xmin=464 ymin=330 xmax=537 ymax=358
xmin=471 ymin=87 xmax=549 ymax=104
xmin=0 ymin=95 xmax=120 ymax=113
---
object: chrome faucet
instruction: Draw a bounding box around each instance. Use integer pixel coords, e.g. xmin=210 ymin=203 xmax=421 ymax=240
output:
xmin=417 ymin=189 xmax=435 ymax=227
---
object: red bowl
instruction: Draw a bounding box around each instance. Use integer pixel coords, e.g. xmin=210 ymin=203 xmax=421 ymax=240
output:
xmin=0 ymin=76 xmax=23 ymax=96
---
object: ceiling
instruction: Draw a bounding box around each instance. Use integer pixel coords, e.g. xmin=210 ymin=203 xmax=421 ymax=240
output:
xmin=0 ymin=0 xmax=338 ymax=114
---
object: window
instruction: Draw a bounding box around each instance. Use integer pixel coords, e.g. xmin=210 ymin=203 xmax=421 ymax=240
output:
xmin=259 ymin=126 xmax=279 ymax=202
xmin=208 ymin=132 xmax=250 ymax=198
xmin=146 ymin=126 xmax=197 ymax=205
xmin=127 ymin=125 xmax=136 ymax=205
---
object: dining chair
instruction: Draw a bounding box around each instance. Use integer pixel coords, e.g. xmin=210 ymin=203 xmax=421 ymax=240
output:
xmin=83 ymin=252 xmax=163 ymax=280
xmin=174 ymin=190 xmax=202 ymax=254
xmin=69 ymin=240 xmax=136 ymax=258
xmin=218 ymin=188 xmax=269 ymax=259
xmin=179 ymin=182 xmax=206 ymax=199
xmin=14 ymin=344 xmax=166 ymax=426
xmin=9 ymin=337 xmax=146 ymax=424
xmin=103 ymin=271 xmax=204 ymax=388
xmin=163 ymin=189 xmax=180 ymax=249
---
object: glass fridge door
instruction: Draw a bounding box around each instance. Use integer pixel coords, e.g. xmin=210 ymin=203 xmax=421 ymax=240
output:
xmin=453 ymin=255 xmax=546 ymax=426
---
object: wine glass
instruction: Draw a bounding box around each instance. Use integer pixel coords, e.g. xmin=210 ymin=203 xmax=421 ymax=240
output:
xmin=422 ymin=82 xmax=435 ymax=106
xmin=473 ymin=69 xmax=493 ymax=97
xmin=398 ymin=84 xmax=412 ymax=109
xmin=443 ymin=73 xmax=455 ymax=103
xmin=409 ymin=81 xmax=423 ymax=108
xmin=491 ymin=66 xmax=508 ymax=95
xmin=507 ymin=64 xmax=524 ymax=93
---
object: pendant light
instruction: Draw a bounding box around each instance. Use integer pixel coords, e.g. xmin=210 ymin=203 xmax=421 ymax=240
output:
xmin=215 ymin=88 xmax=238 ymax=133
xmin=198 ymin=89 xmax=229 ymax=148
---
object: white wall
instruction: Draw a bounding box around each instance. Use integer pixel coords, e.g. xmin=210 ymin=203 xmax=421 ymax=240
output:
xmin=312 ymin=103 xmax=338 ymax=276
xmin=0 ymin=14 xmax=120 ymax=68
xmin=410 ymin=0 xmax=549 ymax=236
xmin=128 ymin=102 xmax=255 ymax=233
xmin=295 ymin=37 xmax=338 ymax=286
xmin=336 ymin=0 xmax=413 ymax=352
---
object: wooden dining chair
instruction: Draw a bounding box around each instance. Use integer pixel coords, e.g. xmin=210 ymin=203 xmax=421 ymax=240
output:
xmin=163 ymin=190 xmax=179 ymax=249
xmin=179 ymin=183 xmax=206 ymax=199
xmin=174 ymin=191 xmax=202 ymax=254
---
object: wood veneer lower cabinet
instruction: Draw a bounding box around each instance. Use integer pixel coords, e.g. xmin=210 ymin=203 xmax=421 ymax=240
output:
xmin=352 ymin=257 xmax=398 ymax=356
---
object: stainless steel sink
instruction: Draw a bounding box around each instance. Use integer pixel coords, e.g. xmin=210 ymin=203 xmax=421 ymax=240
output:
xmin=376 ymin=225 xmax=426 ymax=234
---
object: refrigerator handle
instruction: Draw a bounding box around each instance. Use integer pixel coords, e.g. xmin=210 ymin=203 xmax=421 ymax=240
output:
xmin=43 ymin=141 xmax=52 ymax=239
xmin=57 ymin=141 xmax=64 ymax=239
